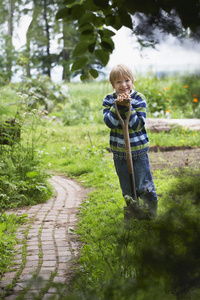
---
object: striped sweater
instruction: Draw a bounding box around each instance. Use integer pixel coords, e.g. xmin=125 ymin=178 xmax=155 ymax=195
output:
xmin=103 ymin=90 xmax=149 ymax=157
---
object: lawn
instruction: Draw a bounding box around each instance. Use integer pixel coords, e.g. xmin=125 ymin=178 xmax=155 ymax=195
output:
xmin=0 ymin=73 xmax=200 ymax=299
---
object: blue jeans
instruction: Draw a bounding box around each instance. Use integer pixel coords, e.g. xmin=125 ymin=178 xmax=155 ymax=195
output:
xmin=113 ymin=152 xmax=157 ymax=205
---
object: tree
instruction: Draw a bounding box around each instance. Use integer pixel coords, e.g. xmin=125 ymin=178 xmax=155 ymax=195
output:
xmin=58 ymin=21 xmax=78 ymax=81
xmin=0 ymin=0 xmax=23 ymax=82
xmin=56 ymin=0 xmax=200 ymax=79
xmin=22 ymin=0 xmax=62 ymax=79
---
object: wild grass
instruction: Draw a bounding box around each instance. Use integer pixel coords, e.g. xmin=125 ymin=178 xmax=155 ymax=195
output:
xmin=0 ymin=212 xmax=28 ymax=280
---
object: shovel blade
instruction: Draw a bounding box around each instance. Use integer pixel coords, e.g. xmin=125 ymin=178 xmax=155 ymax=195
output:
xmin=124 ymin=205 xmax=152 ymax=221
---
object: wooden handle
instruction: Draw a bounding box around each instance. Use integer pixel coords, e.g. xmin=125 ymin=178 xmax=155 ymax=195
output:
xmin=114 ymin=100 xmax=138 ymax=204
xmin=114 ymin=100 xmax=132 ymax=128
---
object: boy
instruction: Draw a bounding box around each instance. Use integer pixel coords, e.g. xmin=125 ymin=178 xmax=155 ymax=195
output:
xmin=103 ymin=64 xmax=158 ymax=218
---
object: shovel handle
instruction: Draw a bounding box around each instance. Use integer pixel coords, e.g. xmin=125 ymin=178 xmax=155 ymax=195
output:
xmin=114 ymin=99 xmax=132 ymax=163
xmin=114 ymin=100 xmax=138 ymax=204
xmin=114 ymin=99 xmax=132 ymax=131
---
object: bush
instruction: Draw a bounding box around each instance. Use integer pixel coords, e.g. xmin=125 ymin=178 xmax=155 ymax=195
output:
xmin=15 ymin=75 xmax=70 ymax=113
xmin=0 ymin=107 xmax=52 ymax=209
xmin=135 ymin=71 xmax=200 ymax=118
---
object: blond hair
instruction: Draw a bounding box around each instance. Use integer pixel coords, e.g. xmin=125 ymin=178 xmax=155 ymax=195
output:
xmin=109 ymin=64 xmax=135 ymax=87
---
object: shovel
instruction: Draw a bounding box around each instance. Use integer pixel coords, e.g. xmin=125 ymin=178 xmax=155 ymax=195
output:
xmin=114 ymin=99 xmax=151 ymax=221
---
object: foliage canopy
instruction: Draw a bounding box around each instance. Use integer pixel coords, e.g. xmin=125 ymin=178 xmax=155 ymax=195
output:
xmin=57 ymin=0 xmax=200 ymax=79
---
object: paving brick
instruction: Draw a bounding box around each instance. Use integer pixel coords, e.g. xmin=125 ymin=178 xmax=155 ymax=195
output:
xmin=4 ymin=295 xmax=16 ymax=300
xmin=27 ymin=245 xmax=39 ymax=251
xmin=43 ymin=254 xmax=56 ymax=261
xmin=41 ymin=236 xmax=53 ymax=241
xmin=41 ymin=231 xmax=53 ymax=236
xmin=57 ymin=250 xmax=71 ymax=256
xmin=1 ymin=272 xmax=17 ymax=280
xmin=20 ymin=268 xmax=35 ymax=276
xmin=26 ymin=255 xmax=39 ymax=261
xmin=39 ymin=267 xmax=55 ymax=274
xmin=42 ymin=261 xmax=56 ymax=267
xmin=19 ymin=274 xmax=33 ymax=281
xmin=58 ymin=256 xmax=72 ymax=263
xmin=0 ymin=279 xmax=13 ymax=287
xmin=37 ymin=273 xmax=51 ymax=280
xmin=42 ymin=293 xmax=60 ymax=300
xmin=25 ymin=260 xmax=38 ymax=268
xmin=42 ymin=249 xmax=56 ymax=255
xmin=53 ymin=276 xmax=66 ymax=284
xmin=57 ymin=263 xmax=68 ymax=270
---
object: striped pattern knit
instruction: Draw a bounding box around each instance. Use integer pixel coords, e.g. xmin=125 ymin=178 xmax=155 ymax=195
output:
xmin=103 ymin=90 xmax=149 ymax=157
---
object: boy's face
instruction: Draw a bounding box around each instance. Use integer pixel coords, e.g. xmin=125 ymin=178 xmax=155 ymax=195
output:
xmin=112 ymin=76 xmax=133 ymax=95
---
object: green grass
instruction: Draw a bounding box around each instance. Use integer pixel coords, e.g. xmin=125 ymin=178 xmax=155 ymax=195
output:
xmin=149 ymin=126 xmax=200 ymax=147
xmin=0 ymin=212 xmax=28 ymax=280
xmin=1 ymin=73 xmax=200 ymax=298
xmin=63 ymin=168 xmax=200 ymax=300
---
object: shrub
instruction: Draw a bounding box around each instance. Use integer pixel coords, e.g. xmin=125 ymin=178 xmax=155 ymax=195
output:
xmin=0 ymin=106 xmax=52 ymax=209
xmin=15 ymin=75 xmax=70 ymax=113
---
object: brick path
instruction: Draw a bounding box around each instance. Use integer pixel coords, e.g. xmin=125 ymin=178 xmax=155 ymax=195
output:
xmin=0 ymin=175 xmax=88 ymax=300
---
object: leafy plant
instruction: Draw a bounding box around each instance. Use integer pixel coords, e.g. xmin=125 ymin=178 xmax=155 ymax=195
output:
xmin=0 ymin=96 xmax=52 ymax=209
xmin=136 ymin=71 xmax=200 ymax=118
xmin=15 ymin=74 xmax=70 ymax=112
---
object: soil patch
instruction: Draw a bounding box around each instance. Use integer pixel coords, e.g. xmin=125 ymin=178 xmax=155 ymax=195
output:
xmin=149 ymin=146 xmax=196 ymax=152
xmin=149 ymin=148 xmax=200 ymax=170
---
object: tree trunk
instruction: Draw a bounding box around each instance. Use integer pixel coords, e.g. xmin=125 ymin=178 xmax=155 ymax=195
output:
xmin=43 ymin=0 xmax=51 ymax=77
xmin=26 ymin=0 xmax=37 ymax=78
xmin=62 ymin=21 xmax=76 ymax=81
xmin=6 ymin=0 xmax=14 ymax=81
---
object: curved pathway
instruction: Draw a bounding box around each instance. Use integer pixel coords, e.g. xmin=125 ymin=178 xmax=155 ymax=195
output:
xmin=0 ymin=175 xmax=88 ymax=300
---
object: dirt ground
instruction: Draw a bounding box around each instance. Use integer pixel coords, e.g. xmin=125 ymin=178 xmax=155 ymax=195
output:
xmin=149 ymin=147 xmax=200 ymax=170
xmin=146 ymin=118 xmax=200 ymax=171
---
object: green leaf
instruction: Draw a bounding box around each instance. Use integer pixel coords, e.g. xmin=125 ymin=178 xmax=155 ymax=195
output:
xmin=92 ymin=15 xmax=104 ymax=27
xmin=94 ymin=49 xmax=109 ymax=66
xmin=71 ymin=57 xmax=88 ymax=71
xmin=73 ymin=42 xmax=89 ymax=57
xmin=100 ymin=37 xmax=115 ymax=52
xmin=93 ymin=0 xmax=109 ymax=9
xmin=79 ymin=33 xmax=97 ymax=42
xmin=118 ymin=9 xmax=133 ymax=29
xmin=56 ymin=7 xmax=71 ymax=20
xmin=105 ymin=15 xmax=122 ymax=30
xmin=26 ymin=171 xmax=39 ymax=178
xmin=64 ymin=0 xmax=77 ymax=5
xmin=88 ymin=42 xmax=96 ymax=53
xmin=122 ymin=0 xmax=139 ymax=14
xmin=100 ymin=28 xmax=116 ymax=38
xmin=78 ymin=12 xmax=95 ymax=25
xmin=80 ymin=74 xmax=89 ymax=81
xmin=89 ymin=69 xmax=99 ymax=79
xmin=71 ymin=4 xmax=85 ymax=19
xmin=68 ymin=227 xmax=76 ymax=234
xmin=79 ymin=23 xmax=94 ymax=35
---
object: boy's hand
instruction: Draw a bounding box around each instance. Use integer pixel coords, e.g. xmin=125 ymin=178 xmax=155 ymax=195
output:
xmin=116 ymin=93 xmax=130 ymax=106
